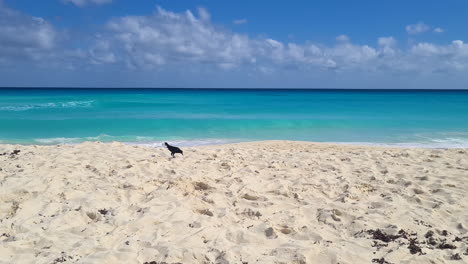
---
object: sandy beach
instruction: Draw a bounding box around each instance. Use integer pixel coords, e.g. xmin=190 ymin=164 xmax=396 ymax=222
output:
xmin=0 ymin=141 xmax=467 ymax=264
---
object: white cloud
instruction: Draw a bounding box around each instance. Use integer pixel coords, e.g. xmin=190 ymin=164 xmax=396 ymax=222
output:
xmin=0 ymin=4 xmax=58 ymax=62
xmin=87 ymin=7 xmax=468 ymax=76
xmin=377 ymin=37 xmax=397 ymax=57
xmin=328 ymin=43 xmax=378 ymax=69
xmin=101 ymin=7 xmax=255 ymax=70
xmin=62 ymin=0 xmax=112 ymax=7
xmin=411 ymin=40 xmax=468 ymax=57
xmin=88 ymin=37 xmax=116 ymax=64
xmin=1 ymin=2 xmax=468 ymax=88
xmin=197 ymin=7 xmax=211 ymax=21
xmin=378 ymin=37 xmax=396 ymax=47
xmin=336 ymin=34 xmax=350 ymax=42
xmin=402 ymin=40 xmax=468 ymax=73
xmin=233 ymin=19 xmax=248 ymax=25
xmin=406 ymin=22 xmax=430 ymax=35
xmin=434 ymin=27 xmax=444 ymax=33
xmin=266 ymin=39 xmax=283 ymax=49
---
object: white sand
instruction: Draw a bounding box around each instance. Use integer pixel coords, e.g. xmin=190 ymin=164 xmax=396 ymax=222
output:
xmin=0 ymin=141 xmax=467 ymax=264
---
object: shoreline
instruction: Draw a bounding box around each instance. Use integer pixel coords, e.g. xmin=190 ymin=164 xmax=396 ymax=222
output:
xmin=2 ymin=139 xmax=468 ymax=149
xmin=1 ymin=140 xmax=467 ymax=263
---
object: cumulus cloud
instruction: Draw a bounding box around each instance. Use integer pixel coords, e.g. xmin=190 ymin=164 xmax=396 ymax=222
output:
xmin=99 ymin=7 xmax=255 ymax=69
xmin=88 ymin=37 xmax=116 ymax=64
xmin=408 ymin=40 xmax=468 ymax=72
xmin=62 ymin=0 xmax=112 ymax=7
xmin=0 ymin=3 xmax=58 ymax=62
xmin=406 ymin=22 xmax=430 ymax=35
xmin=434 ymin=27 xmax=444 ymax=33
xmin=233 ymin=19 xmax=248 ymax=25
xmin=197 ymin=7 xmax=211 ymax=21
xmin=378 ymin=37 xmax=396 ymax=47
xmin=83 ymin=7 xmax=468 ymax=76
xmin=411 ymin=40 xmax=468 ymax=58
xmin=336 ymin=34 xmax=350 ymax=42
xmin=1 ymin=2 xmax=468 ymax=87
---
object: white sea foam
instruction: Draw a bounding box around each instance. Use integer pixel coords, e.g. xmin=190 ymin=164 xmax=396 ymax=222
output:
xmin=15 ymin=134 xmax=468 ymax=149
xmin=34 ymin=137 xmax=82 ymax=144
xmin=127 ymin=139 xmax=241 ymax=148
xmin=330 ymin=132 xmax=468 ymax=149
xmin=28 ymin=136 xmax=239 ymax=147
xmin=332 ymin=140 xmax=468 ymax=149
xmin=0 ymin=101 xmax=94 ymax=111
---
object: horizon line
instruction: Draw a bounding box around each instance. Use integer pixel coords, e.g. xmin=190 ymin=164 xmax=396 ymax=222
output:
xmin=1 ymin=87 xmax=468 ymax=91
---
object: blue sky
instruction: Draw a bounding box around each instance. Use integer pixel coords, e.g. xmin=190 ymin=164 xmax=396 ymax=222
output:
xmin=1 ymin=0 xmax=468 ymax=88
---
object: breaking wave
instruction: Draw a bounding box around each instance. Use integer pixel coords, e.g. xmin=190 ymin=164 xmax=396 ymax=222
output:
xmin=0 ymin=101 xmax=94 ymax=111
xmin=29 ymin=135 xmax=239 ymax=147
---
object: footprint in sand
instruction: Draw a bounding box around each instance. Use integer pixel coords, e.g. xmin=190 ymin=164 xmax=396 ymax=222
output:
xmin=316 ymin=208 xmax=345 ymax=229
xmin=220 ymin=162 xmax=231 ymax=170
xmin=193 ymin=182 xmax=211 ymax=191
xmin=86 ymin=211 xmax=101 ymax=222
xmin=265 ymin=227 xmax=278 ymax=239
xmin=279 ymin=226 xmax=293 ymax=235
xmin=196 ymin=209 xmax=214 ymax=217
xmin=269 ymin=248 xmax=306 ymax=264
xmin=238 ymin=208 xmax=262 ymax=218
xmin=241 ymin=194 xmax=258 ymax=201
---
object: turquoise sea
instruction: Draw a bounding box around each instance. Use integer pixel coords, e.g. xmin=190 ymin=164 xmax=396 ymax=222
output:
xmin=1 ymin=88 xmax=468 ymax=148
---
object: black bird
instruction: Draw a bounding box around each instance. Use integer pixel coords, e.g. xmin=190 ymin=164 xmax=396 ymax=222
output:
xmin=164 ymin=142 xmax=183 ymax=158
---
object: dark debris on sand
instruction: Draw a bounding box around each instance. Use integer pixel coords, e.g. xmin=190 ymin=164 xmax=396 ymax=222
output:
xmin=143 ymin=262 xmax=183 ymax=264
xmin=52 ymin=257 xmax=67 ymax=263
xmin=0 ymin=149 xmax=21 ymax=158
xmin=52 ymin=253 xmax=74 ymax=264
xmin=372 ymin=257 xmax=393 ymax=264
xmin=408 ymin=238 xmax=423 ymax=255
xmin=98 ymin=209 xmax=109 ymax=215
xmin=368 ymin=229 xmax=401 ymax=243
xmin=357 ymin=227 xmax=466 ymax=262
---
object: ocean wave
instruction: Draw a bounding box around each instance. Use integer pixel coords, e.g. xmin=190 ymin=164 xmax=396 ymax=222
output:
xmin=328 ymin=132 xmax=468 ymax=149
xmin=33 ymin=135 xmax=135 ymax=144
xmin=9 ymin=132 xmax=468 ymax=149
xmin=26 ymin=138 xmax=468 ymax=148
xmin=127 ymin=139 xmax=241 ymax=147
xmin=333 ymin=139 xmax=468 ymax=149
xmin=127 ymin=113 xmax=359 ymax=120
xmin=29 ymin=135 xmax=239 ymax=147
xmin=34 ymin=137 xmax=83 ymax=144
xmin=0 ymin=101 xmax=94 ymax=111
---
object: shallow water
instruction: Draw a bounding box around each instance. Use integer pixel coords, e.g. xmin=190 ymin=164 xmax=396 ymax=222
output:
xmin=1 ymin=88 xmax=467 ymax=148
